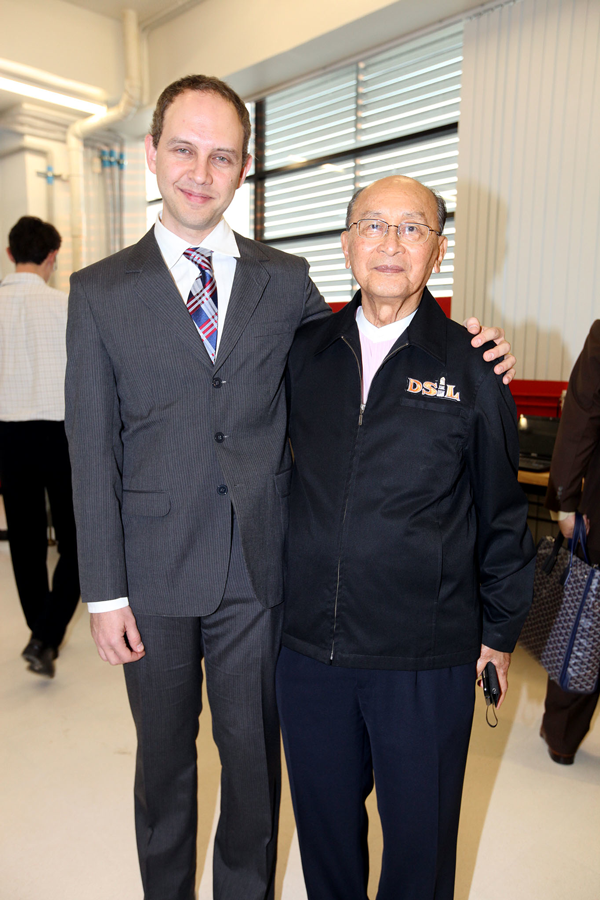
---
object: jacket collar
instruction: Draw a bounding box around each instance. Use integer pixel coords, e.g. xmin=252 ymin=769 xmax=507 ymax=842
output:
xmin=124 ymin=229 xmax=271 ymax=371
xmin=314 ymin=287 xmax=448 ymax=366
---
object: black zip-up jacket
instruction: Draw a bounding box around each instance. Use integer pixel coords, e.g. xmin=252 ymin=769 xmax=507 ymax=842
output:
xmin=282 ymin=289 xmax=535 ymax=670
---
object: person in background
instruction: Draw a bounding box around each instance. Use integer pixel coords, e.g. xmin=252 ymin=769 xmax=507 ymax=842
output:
xmin=278 ymin=176 xmax=535 ymax=900
xmin=541 ymin=320 xmax=600 ymax=765
xmin=0 ymin=216 xmax=80 ymax=678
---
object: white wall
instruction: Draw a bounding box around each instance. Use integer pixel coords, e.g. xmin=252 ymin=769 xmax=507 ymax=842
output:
xmin=452 ymin=0 xmax=600 ymax=380
xmin=0 ymin=0 xmax=124 ymax=102
xmin=147 ymin=0 xmax=486 ymax=99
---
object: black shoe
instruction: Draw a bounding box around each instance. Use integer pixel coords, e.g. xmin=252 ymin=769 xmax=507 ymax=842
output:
xmin=540 ymin=727 xmax=575 ymax=765
xmin=22 ymin=640 xmax=57 ymax=679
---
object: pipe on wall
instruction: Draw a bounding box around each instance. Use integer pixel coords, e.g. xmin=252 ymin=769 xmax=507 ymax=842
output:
xmin=0 ymin=136 xmax=56 ymax=223
xmin=0 ymin=58 xmax=107 ymax=103
xmin=67 ymin=9 xmax=142 ymax=271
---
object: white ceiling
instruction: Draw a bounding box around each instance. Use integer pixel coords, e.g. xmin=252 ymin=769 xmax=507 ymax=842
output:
xmin=60 ymin=0 xmax=172 ymax=21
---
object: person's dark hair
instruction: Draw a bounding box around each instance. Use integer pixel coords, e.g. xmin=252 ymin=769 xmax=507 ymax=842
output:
xmin=8 ymin=216 xmax=61 ymax=264
xmin=150 ymin=74 xmax=251 ymax=164
xmin=345 ymin=182 xmax=448 ymax=233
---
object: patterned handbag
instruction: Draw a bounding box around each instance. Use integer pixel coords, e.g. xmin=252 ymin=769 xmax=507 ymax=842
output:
xmin=519 ymin=514 xmax=600 ymax=694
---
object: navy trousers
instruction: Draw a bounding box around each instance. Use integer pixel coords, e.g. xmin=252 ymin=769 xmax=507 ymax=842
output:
xmin=276 ymin=647 xmax=476 ymax=900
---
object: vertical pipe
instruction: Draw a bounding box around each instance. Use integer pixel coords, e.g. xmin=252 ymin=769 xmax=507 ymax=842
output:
xmin=67 ymin=9 xmax=142 ymax=270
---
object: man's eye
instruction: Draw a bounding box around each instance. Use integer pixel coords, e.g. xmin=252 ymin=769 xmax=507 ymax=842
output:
xmin=175 ymin=148 xmax=190 ymax=155
xmin=366 ymin=221 xmax=384 ymax=233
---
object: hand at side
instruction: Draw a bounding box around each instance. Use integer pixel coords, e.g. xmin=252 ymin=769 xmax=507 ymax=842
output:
xmin=476 ymin=644 xmax=511 ymax=708
xmin=90 ymin=607 xmax=145 ymax=665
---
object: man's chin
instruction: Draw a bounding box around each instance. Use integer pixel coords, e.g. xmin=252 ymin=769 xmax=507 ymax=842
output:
xmin=162 ymin=203 xmax=221 ymax=240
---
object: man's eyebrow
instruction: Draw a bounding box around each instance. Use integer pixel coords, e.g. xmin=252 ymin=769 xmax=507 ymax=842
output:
xmin=165 ymin=138 xmax=240 ymax=157
xmin=359 ymin=209 xmax=428 ymax=221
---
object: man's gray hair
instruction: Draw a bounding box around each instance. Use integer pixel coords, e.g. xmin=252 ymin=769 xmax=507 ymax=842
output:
xmin=345 ymin=182 xmax=447 ymax=233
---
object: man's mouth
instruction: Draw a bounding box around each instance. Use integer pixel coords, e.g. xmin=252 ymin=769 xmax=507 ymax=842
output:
xmin=177 ymin=186 xmax=215 ymax=204
xmin=374 ymin=265 xmax=404 ymax=273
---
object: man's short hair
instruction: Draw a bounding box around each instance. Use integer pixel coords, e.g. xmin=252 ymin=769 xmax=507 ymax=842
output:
xmin=150 ymin=74 xmax=251 ymax=164
xmin=8 ymin=216 xmax=61 ymax=264
xmin=345 ymin=183 xmax=448 ymax=233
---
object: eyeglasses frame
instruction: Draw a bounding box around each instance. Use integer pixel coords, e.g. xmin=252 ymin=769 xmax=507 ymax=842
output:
xmin=348 ymin=218 xmax=443 ymax=243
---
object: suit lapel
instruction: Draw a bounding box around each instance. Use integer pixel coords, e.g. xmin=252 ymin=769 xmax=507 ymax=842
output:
xmin=127 ymin=229 xmax=213 ymax=369
xmin=214 ymin=234 xmax=271 ymax=373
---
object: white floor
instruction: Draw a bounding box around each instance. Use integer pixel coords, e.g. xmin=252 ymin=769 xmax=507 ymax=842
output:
xmin=0 ymin=537 xmax=598 ymax=900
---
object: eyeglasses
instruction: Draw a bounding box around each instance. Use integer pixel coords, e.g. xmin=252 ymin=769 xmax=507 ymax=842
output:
xmin=349 ymin=219 xmax=442 ymax=244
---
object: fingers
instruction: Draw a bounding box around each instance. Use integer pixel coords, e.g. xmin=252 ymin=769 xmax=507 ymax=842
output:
xmin=476 ymin=644 xmax=511 ymax=708
xmin=491 ymin=351 xmax=516 ymax=384
xmin=464 ymin=322 xmax=518 ymax=383
xmin=90 ymin=608 xmax=145 ymax=666
xmin=463 ymin=316 xmax=482 ymax=335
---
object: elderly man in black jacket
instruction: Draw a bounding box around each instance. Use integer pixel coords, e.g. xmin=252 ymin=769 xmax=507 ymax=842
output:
xmin=277 ymin=176 xmax=535 ymax=900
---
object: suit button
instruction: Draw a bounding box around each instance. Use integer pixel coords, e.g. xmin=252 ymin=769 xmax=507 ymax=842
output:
xmin=212 ymin=377 xmax=222 ymax=388
xmin=214 ymin=432 xmax=225 ymax=443
xmin=217 ymin=484 xmax=228 ymax=495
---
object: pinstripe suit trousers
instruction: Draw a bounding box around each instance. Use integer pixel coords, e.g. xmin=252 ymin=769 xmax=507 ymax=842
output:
xmin=124 ymin=515 xmax=283 ymax=900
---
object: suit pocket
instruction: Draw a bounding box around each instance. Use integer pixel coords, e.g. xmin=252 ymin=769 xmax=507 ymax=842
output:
xmin=247 ymin=321 xmax=295 ymax=338
xmin=122 ymin=490 xmax=171 ymax=517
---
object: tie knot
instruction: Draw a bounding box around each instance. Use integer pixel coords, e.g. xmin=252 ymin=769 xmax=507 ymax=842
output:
xmin=183 ymin=247 xmax=213 ymax=271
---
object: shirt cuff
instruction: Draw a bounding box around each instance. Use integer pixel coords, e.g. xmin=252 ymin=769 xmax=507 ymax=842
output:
xmin=87 ymin=597 xmax=130 ymax=613
xmin=550 ymin=510 xmax=575 ymax=522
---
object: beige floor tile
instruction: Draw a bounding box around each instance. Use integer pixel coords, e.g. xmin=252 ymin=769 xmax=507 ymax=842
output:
xmin=0 ymin=540 xmax=598 ymax=899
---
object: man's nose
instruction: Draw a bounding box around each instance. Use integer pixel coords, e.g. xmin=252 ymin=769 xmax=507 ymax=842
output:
xmin=380 ymin=227 xmax=405 ymax=253
xmin=190 ymin=155 xmax=212 ymax=184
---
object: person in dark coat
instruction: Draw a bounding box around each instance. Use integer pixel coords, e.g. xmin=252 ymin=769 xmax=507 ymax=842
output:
xmin=277 ymin=175 xmax=536 ymax=900
xmin=541 ymin=320 xmax=600 ymax=764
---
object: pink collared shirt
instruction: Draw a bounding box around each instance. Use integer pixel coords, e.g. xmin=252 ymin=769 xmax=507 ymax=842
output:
xmin=356 ymin=305 xmax=417 ymax=403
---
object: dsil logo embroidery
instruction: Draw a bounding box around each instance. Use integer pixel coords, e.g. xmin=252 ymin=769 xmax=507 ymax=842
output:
xmin=406 ymin=376 xmax=460 ymax=402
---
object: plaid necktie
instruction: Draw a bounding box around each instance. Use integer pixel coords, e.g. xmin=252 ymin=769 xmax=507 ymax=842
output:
xmin=183 ymin=247 xmax=218 ymax=362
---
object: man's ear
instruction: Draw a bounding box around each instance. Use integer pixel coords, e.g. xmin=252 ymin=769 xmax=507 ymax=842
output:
xmin=340 ymin=230 xmax=351 ymax=270
xmin=238 ymin=154 xmax=253 ymax=189
xmin=432 ymin=235 xmax=448 ymax=274
xmin=145 ymin=133 xmax=157 ymax=174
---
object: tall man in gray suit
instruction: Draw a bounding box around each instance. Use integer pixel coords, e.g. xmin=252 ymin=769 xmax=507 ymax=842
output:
xmin=65 ymin=75 xmax=515 ymax=900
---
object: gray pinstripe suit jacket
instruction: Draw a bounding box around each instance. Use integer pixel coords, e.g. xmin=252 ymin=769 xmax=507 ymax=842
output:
xmin=65 ymin=227 xmax=329 ymax=616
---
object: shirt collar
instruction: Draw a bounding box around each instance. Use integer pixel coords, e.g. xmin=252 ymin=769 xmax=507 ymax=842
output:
xmin=355 ymin=305 xmax=417 ymax=343
xmin=153 ymin=215 xmax=239 ymax=271
xmin=0 ymin=273 xmax=47 ymax=287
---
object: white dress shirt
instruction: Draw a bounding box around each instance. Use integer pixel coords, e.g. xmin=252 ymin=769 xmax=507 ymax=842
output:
xmin=0 ymin=273 xmax=68 ymax=421
xmin=153 ymin=214 xmax=239 ymax=355
xmin=88 ymin=216 xmax=240 ymax=613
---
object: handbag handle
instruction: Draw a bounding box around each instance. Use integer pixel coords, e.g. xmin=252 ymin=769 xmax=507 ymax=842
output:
xmin=570 ymin=512 xmax=590 ymax=565
xmin=542 ymin=512 xmax=589 ymax=579
xmin=560 ymin=512 xmax=590 ymax=586
xmin=542 ymin=530 xmax=564 ymax=575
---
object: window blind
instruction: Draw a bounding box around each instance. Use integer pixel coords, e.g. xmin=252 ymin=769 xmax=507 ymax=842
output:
xmin=263 ymin=23 xmax=462 ymax=171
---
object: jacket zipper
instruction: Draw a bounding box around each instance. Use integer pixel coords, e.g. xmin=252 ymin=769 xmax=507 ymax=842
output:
xmin=329 ymin=336 xmax=409 ymax=661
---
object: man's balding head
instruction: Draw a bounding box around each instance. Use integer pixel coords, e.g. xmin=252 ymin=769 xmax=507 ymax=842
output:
xmin=346 ymin=176 xmax=447 ymax=233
